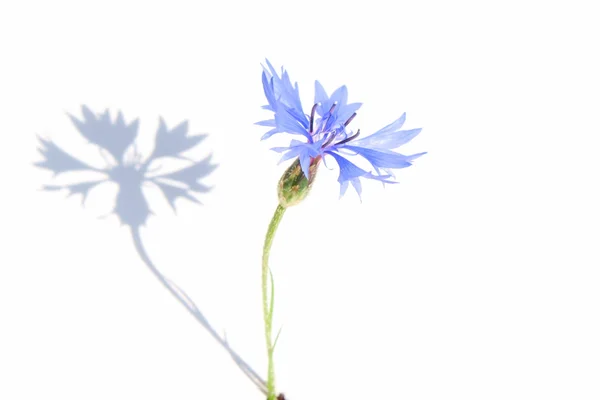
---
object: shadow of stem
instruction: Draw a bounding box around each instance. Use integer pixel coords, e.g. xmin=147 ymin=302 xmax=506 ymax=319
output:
xmin=131 ymin=226 xmax=267 ymax=395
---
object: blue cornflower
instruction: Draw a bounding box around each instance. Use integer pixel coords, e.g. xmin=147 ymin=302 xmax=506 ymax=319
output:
xmin=257 ymin=59 xmax=425 ymax=199
xmin=257 ymin=61 xmax=426 ymax=400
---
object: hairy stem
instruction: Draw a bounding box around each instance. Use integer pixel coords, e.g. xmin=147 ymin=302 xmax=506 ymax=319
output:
xmin=262 ymin=205 xmax=286 ymax=400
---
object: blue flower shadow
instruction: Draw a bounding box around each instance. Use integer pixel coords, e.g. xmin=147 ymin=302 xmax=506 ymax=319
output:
xmin=36 ymin=105 xmax=266 ymax=394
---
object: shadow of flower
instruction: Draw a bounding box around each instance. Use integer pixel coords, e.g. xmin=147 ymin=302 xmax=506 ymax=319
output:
xmin=36 ymin=105 xmax=266 ymax=395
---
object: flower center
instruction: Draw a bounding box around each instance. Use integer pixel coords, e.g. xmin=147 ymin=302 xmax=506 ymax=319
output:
xmin=308 ymin=102 xmax=360 ymax=149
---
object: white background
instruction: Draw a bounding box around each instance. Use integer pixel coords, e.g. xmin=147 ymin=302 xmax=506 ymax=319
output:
xmin=1 ymin=1 xmax=599 ymax=399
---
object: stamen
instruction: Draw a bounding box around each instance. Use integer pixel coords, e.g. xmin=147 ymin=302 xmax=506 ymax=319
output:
xmin=321 ymin=131 xmax=337 ymax=148
xmin=344 ymin=113 xmax=357 ymax=127
xmin=334 ymin=129 xmax=361 ymax=146
xmin=328 ymin=102 xmax=338 ymax=114
xmin=309 ymin=103 xmax=318 ymax=133
xmin=320 ymin=102 xmax=338 ymax=132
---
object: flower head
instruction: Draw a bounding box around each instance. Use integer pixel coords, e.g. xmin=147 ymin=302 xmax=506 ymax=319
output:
xmin=36 ymin=105 xmax=216 ymax=227
xmin=257 ymin=59 xmax=425 ymax=200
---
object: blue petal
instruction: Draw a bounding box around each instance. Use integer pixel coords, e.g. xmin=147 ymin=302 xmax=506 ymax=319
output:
xmin=260 ymin=128 xmax=278 ymax=140
xmin=338 ymin=177 xmax=363 ymax=200
xmin=299 ymin=153 xmax=311 ymax=178
xmin=267 ymin=63 xmax=305 ymax=116
xmin=404 ymin=151 xmax=428 ymax=161
xmin=278 ymin=150 xmax=302 ymax=164
xmin=337 ymin=102 xmax=362 ymax=124
xmin=351 ymin=114 xmax=422 ymax=150
xmin=378 ymin=113 xmax=407 ymax=134
xmin=273 ymin=140 xmax=322 ymax=168
xmin=354 ymin=114 xmax=406 ymax=141
xmin=314 ymin=82 xmax=337 ymax=117
xmin=339 ymin=180 xmax=349 ymax=198
xmin=298 ymin=142 xmax=323 ymax=159
xmin=383 ymin=128 xmax=422 ymax=148
xmin=271 ymin=140 xmax=306 ymax=154
xmin=314 ymin=81 xmax=328 ymax=110
xmin=329 ymin=86 xmax=348 ymax=108
xmin=325 ymin=151 xmax=368 ymax=183
xmin=274 ymin=107 xmax=312 ymax=141
xmin=256 ymin=119 xmax=276 ymax=127
xmin=270 ymin=146 xmax=291 ymax=153
xmin=282 ymin=105 xmax=309 ymax=130
xmin=262 ymin=72 xmax=276 ymax=111
xmin=259 ymin=60 xmax=312 ymax=140
xmin=264 ymin=58 xmax=278 ymax=78
xmin=312 ymin=85 xmax=361 ymax=133
xmin=344 ymin=146 xmax=414 ymax=169
xmin=351 ymin=178 xmax=363 ymax=200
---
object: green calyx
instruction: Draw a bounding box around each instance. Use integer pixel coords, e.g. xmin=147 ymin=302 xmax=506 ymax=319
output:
xmin=277 ymin=156 xmax=321 ymax=208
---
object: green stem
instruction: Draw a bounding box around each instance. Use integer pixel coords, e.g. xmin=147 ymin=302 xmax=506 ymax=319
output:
xmin=262 ymin=204 xmax=286 ymax=400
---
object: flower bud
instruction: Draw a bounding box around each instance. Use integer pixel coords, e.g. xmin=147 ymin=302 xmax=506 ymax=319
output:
xmin=277 ymin=156 xmax=321 ymax=208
